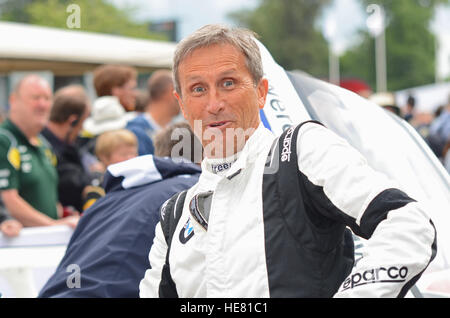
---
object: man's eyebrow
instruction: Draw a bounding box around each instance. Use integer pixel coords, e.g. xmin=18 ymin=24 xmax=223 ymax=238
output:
xmin=185 ymin=75 xmax=203 ymax=83
xmin=185 ymin=69 xmax=238 ymax=83
xmin=218 ymin=69 xmax=238 ymax=77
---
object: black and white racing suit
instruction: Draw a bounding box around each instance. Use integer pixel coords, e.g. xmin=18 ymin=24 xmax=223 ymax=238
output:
xmin=140 ymin=122 xmax=437 ymax=297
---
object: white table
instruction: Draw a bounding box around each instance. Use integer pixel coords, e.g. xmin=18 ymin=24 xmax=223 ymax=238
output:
xmin=0 ymin=226 xmax=73 ymax=298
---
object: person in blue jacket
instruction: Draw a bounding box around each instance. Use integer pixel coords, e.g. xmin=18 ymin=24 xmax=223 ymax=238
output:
xmin=126 ymin=70 xmax=181 ymax=156
xmin=38 ymin=122 xmax=201 ymax=297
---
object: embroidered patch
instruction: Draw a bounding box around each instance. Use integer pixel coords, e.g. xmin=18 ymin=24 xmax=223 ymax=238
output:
xmin=7 ymin=147 xmax=21 ymax=170
xmin=211 ymin=162 xmax=233 ymax=174
xmin=179 ymin=217 xmax=195 ymax=244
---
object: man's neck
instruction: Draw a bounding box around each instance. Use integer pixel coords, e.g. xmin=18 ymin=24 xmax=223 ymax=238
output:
xmin=46 ymin=121 xmax=68 ymax=142
xmin=9 ymin=116 xmax=40 ymax=145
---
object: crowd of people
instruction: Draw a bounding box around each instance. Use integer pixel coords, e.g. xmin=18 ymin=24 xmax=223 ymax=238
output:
xmin=0 ymin=63 xmax=182 ymax=238
xmin=403 ymin=95 xmax=450 ymax=173
xmin=367 ymin=90 xmax=450 ymax=173
xmin=0 ymin=23 xmax=445 ymax=298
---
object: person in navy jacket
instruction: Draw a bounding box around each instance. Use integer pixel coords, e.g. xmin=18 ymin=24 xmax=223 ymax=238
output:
xmin=38 ymin=122 xmax=201 ymax=297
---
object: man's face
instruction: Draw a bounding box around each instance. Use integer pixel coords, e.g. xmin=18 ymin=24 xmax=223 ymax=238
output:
xmin=113 ymin=78 xmax=137 ymax=112
xmin=175 ymin=43 xmax=268 ymax=158
xmin=10 ymin=77 xmax=52 ymax=135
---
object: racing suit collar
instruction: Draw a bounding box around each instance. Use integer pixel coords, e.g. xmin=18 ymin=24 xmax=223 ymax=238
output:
xmin=201 ymin=122 xmax=274 ymax=180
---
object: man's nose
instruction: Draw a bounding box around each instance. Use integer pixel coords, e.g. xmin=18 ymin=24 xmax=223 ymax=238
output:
xmin=37 ymin=96 xmax=52 ymax=109
xmin=206 ymin=88 xmax=225 ymax=114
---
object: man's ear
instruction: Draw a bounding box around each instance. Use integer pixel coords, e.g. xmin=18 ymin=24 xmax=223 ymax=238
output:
xmin=68 ymin=114 xmax=80 ymax=127
xmin=9 ymin=93 xmax=16 ymax=107
xmin=173 ymin=90 xmax=187 ymax=119
xmin=257 ymin=78 xmax=269 ymax=109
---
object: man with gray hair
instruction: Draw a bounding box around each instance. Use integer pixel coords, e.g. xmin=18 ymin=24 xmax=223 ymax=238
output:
xmin=139 ymin=24 xmax=436 ymax=298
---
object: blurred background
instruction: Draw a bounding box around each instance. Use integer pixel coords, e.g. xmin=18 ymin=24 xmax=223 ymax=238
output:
xmin=1 ymin=1 xmax=450 ymax=298
xmin=1 ymin=0 xmax=450 ymax=116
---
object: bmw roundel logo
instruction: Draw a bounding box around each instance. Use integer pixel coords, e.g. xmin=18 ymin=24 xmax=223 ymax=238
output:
xmin=179 ymin=217 xmax=194 ymax=244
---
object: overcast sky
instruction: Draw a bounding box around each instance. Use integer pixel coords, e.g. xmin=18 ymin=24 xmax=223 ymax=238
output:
xmin=109 ymin=0 xmax=450 ymax=51
xmin=109 ymin=0 xmax=259 ymax=40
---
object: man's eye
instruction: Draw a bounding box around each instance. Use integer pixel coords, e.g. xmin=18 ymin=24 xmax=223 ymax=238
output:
xmin=223 ymin=80 xmax=234 ymax=88
xmin=193 ymin=86 xmax=205 ymax=93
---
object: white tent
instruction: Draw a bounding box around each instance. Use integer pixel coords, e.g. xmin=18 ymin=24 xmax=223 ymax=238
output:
xmin=395 ymin=82 xmax=450 ymax=114
xmin=0 ymin=21 xmax=176 ymax=74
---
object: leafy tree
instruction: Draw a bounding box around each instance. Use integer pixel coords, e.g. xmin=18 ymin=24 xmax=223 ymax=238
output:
xmin=341 ymin=0 xmax=449 ymax=91
xmin=230 ymin=0 xmax=331 ymax=78
xmin=0 ymin=0 xmax=167 ymax=41
xmin=0 ymin=0 xmax=32 ymax=22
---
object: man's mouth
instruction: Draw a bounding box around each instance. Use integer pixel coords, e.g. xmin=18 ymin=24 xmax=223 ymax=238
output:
xmin=208 ymin=121 xmax=229 ymax=128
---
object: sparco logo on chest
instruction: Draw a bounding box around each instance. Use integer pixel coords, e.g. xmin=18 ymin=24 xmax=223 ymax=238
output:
xmin=280 ymin=127 xmax=294 ymax=162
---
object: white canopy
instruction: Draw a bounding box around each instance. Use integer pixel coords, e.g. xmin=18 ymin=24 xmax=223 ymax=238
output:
xmin=395 ymin=81 xmax=450 ymax=114
xmin=0 ymin=21 xmax=176 ymax=74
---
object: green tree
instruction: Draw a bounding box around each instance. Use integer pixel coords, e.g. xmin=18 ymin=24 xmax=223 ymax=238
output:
xmin=0 ymin=0 xmax=167 ymax=41
xmin=230 ymin=0 xmax=331 ymax=78
xmin=0 ymin=0 xmax=32 ymax=22
xmin=341 ymin=0 xmax=449 ymax=91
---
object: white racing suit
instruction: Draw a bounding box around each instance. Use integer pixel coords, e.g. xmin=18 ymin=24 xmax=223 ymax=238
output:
xmin=139 ymin=122 xmax=437 ymax=298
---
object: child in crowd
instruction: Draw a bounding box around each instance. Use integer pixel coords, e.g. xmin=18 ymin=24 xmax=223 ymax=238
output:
xmin=95 ymin=129 xmax=139 ymax=170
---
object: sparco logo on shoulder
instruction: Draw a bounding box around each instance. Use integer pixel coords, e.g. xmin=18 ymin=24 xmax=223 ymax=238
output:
xmin=280 ymin=127 xmax=294 ymax=162
xmin=341 ymin=266 xmax=408 ymax=291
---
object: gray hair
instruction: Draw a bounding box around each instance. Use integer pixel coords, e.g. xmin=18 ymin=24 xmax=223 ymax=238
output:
xmin=173 ymin=24 xmax=263 ymax=95
xmin=12 ymin=74 xmax=50 ymax=96
xmin=154 ymin=121 xmax=203 ymax=163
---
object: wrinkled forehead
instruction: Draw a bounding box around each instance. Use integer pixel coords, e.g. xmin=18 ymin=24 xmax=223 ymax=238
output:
xmin=183 ymin=41 xmax=245 ymax=62
xmin=178 ymin=43 xmax=252 ymax=83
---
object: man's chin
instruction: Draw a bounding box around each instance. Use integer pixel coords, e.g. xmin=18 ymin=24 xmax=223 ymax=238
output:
xmin=35 ymin=121 xmax=49 ymax=134
xmin=200 ymin=126 xmax=256 ymax=159
xmin=202 ymin=139 xmax=243 ymax=159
